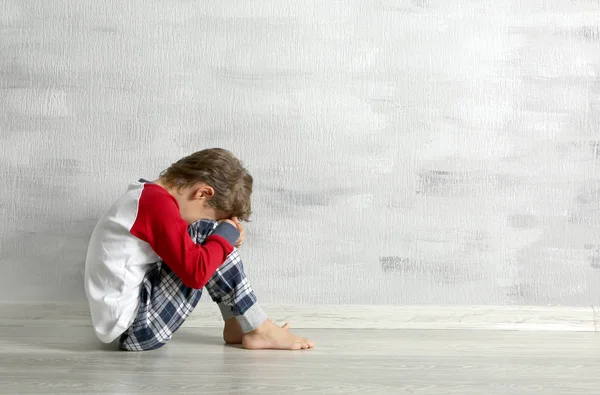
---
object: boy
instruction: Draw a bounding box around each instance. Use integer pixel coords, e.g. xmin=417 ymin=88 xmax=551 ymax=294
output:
xmin=84 ymin=148 xmax=314 ymax=351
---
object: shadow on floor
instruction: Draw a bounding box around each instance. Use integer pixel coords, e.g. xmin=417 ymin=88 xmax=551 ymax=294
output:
xmin=0 ymin=325 xmax=227 ymax=353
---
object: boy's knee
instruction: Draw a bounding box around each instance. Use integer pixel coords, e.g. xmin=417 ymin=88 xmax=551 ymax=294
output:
xmin=188 ymin=220 xmax=219 ymax=243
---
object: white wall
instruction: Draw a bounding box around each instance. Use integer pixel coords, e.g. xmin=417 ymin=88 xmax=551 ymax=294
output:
xmin=1 ymin=0 xmax=599 ymax=305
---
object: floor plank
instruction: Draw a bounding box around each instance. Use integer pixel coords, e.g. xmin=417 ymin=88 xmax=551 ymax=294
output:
xmin=0 ymin=326 xmax=599 ymax=394
xmin=1 ymin=302 xmax=595 ymax=332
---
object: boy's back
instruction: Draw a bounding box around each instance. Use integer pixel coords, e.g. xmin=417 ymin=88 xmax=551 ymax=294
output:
xmin=85 ymin=180 xmax=164 ymax=343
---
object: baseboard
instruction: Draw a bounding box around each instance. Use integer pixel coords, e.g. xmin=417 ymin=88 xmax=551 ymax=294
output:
xmin=0 ymin=302 xmax=595 ymax=332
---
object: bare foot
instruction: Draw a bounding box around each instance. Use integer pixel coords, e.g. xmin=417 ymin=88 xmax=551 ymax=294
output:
xmin=223 ymin=318 xmax=290 ymax=345
xmin=242 ymin=319 xmax=314 ymax=350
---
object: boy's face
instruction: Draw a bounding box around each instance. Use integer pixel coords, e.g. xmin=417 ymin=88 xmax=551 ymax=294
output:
xmin=179 ymin=183 xmax=230 ymax=224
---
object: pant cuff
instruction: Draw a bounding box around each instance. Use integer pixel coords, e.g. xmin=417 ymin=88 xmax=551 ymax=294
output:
xmin=235 ymin=303 xmax=268 ymax=333
xmin=218 ymin=302 xmax=235 ymax=321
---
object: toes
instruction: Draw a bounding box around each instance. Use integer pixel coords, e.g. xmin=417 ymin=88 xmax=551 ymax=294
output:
xmin=300 ymin=338 xmax=315 ymax=347
xmin=294 ymin=342 xmax=307 ymax=350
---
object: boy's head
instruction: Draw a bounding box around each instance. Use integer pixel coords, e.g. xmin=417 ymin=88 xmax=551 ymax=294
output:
xmin=158 ymin=148 xmax=253 ymax=224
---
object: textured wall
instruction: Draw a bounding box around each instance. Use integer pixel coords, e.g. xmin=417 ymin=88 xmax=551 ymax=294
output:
xmin=1 ymin=0 xmax=599 ymax=305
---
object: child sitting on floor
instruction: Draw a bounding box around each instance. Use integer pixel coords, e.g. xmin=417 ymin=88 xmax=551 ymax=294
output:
xmin=84 ymin=148 xmax=314 ymax=351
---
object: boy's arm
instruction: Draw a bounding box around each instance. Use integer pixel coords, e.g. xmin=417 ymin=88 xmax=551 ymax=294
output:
xmin=130 ymin=191 xmax=240 ymax=289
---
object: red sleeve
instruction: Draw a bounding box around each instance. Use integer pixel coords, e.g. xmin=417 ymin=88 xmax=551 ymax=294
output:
xmin=130 ymin=184 xmax=234 ymax=289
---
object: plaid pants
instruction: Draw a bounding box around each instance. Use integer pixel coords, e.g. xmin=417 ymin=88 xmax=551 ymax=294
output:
xmin=119 ymin=220 xmax=261 ymax=351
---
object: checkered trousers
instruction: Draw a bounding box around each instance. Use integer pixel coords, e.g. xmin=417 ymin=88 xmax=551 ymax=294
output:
xmin=119 ymin=220 xmax=258 ymax=351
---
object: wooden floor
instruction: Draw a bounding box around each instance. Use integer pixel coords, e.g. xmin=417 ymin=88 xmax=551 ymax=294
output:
xmin=1 ymin=325 xmax=599 ymax=394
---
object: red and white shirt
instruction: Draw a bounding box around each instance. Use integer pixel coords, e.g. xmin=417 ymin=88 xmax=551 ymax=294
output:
xmin=84 ymin=180 xmax=239 ymax=343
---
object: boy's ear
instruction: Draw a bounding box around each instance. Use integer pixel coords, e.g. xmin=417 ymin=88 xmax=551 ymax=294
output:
xmin=195 ymin=185 xmax=215 ymax=200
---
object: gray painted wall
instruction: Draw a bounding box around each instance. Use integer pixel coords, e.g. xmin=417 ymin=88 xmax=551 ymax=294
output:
xmin=1 ymin=0 xmax=599 ymax=305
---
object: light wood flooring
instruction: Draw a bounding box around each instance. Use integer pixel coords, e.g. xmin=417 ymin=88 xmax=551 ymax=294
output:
xmin=1 ymin=324 xmax=599 ymax=394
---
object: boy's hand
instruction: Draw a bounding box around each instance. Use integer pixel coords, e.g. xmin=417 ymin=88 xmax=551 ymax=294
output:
xmin=218 ymin=218 xmax=236 ymax=227
xmin=217 ymin=217 xmax=245 ymax=248
xmin=232 ymin=217 xmax=245 ymax=248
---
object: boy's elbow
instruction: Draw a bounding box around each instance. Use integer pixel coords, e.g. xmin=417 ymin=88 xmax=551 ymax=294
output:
xmin=180 ymin=272 xmax=209 ymax=290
